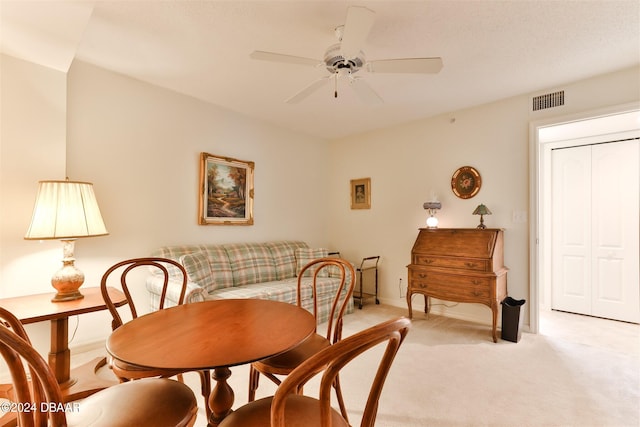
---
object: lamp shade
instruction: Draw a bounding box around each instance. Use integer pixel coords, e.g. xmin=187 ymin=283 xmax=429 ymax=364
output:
xmin=472 ymin=204 xmax=492 ymax=229
xmin=25 ymin=180 xmax=108 ymax=240
xmin=472 ymin=204 xmax=492 ymax=216
xmin=423 ymin=202 xmax=442 ymax=210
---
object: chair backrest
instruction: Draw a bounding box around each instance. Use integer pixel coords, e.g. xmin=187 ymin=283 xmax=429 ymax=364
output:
xmin=100 ymin=257 xmax=188 ymax=330
xmin=271 ymin=317 xmax=411 ymax=427
xmin=0 ymin=307 xmax=66 ymax=427
xmin=297 ymin=257 xmax=356 ymax=344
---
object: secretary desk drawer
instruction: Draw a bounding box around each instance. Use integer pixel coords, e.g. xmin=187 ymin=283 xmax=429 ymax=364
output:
xmin=413 ymin=255 xmax=491 ymax=272
xmin=409 ymin=270 xmax=492 ymax=300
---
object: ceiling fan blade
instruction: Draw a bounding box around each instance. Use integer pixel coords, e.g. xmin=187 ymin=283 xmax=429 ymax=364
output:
xmin=340 ymin=6 xmax=376 ymax=60
xmin=349 ymin=77 xmax=383 ymax=105
xmin=250 ymin=50 xmax=321 ymax=67
xmin=367 ymin=57 xmax=443 ymax=74
xmin=285 ymin=76 xmax=330 ymax=104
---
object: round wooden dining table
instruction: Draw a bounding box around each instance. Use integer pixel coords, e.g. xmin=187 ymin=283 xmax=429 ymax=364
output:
xmin=106 ymin=298 xmax=316 ymax=427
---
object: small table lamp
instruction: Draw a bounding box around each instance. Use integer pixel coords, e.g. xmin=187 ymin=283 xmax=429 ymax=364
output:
xmin=472 ymin=204 xmax=492 ymax=229
xmin=423 ymin=201 xmax=442 ymax=228
xmin=24 ymin=180 xmax=108 ymax=302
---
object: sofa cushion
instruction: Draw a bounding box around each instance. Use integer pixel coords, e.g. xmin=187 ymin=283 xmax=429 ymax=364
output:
xmin=179 ymin=252 xmax=213 ymax=288
xmin=151 ymin=244 xmax=210 ymax=277
xmin=295 ymin=248 xmax=329 ymax=277
xmin=209 ymin=277 xmax=349 ymax=324
xmin=265 ymin=241 xmax=309 ymax=280
xmin=297 ymin=276 xmax=352 ymax=324
xmin=224 ymin=243 xmax=277 ymax=286
xmin=209 ymin=279 xmax=298 ymax=304
xmin=201 ymin=246 xmax=234 ymax=291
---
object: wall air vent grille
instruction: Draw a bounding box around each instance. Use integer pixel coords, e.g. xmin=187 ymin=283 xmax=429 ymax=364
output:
xmin=532 ymin=91 xmax=564 ymax=111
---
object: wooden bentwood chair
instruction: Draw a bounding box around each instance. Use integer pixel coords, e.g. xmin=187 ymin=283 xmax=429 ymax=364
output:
xmin=223 ymin=317 xmax=411 ymax=427
xmin=248 ymin=257 xmax=356 ymax=422
xmin=0 ymin=307 xmax=197 ymax=427
xmin=100 ymin=257 xmax=211 ymax=417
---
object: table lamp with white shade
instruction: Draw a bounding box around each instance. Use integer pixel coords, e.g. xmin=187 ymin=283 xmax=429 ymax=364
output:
xmin=24 ymin=179 xmax=108 ymax=302
xmin=423 ymin=201 xmax=442 ymax=228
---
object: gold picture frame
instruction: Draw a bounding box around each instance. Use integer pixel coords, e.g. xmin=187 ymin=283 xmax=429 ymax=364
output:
xmin=350 ymin=178 xmax=371 ymax=209
xmin=198 ymin=152 xmax=254 ymax=225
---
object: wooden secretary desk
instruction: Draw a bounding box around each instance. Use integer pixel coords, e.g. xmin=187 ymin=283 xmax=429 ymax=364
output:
xmin=406 ymin=228 xmax=508 ymax=342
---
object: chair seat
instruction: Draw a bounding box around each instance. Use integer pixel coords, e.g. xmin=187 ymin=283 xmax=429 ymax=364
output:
xmin=252 ymin=333 xmax=330 ymax=373
xmin=220 ymin=395 xmax=347 ymax=427
xmin=111 ymin=357 xmax=185 ymax=380
xmin=67 ymin=378 xmax=197 ymax=427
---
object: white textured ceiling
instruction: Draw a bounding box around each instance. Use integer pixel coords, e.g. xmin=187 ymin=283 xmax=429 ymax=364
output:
xmin=2 ymin=0 xmax=639 ymax=140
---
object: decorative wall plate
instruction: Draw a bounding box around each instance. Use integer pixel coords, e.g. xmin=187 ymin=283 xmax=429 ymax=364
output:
xmin=451 ymin=166 xmax=481 ymax=199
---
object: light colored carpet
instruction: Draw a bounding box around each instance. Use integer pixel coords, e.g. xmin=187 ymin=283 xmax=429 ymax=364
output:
xmin=82 ymin=304 xmax=638 ymax=427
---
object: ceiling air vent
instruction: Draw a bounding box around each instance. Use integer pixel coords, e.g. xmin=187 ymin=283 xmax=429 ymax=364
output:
xmin=532 ymin=91 xmax=564 ymax=111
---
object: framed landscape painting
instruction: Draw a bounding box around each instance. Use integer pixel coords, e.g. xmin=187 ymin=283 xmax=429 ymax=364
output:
xmin=198 ymin=152 xmax=254 ymax=225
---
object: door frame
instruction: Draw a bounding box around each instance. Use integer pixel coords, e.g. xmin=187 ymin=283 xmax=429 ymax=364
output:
xmin=528 ymin=102 xmax=640 ymax=333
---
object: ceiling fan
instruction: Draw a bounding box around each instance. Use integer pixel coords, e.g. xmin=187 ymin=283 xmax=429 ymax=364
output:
xmin=250 ymin=6 xmax=443 ymax=104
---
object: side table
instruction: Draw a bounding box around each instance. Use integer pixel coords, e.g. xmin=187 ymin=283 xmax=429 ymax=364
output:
xmin=0 ymin=287 xmax=127 ymax=401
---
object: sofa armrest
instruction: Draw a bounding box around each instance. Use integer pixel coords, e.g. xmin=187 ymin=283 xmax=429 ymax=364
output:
xmin=145 ymin=276 xmax=206 ymax=310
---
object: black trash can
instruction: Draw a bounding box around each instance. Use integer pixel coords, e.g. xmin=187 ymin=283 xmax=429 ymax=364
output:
xmin=501 ymin=297 xmax=526 ymax=342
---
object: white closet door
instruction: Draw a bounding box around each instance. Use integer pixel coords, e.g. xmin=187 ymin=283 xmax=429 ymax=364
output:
xmin=552 ymin=140 xmax=639 ymax=322
xmin=552 ymin=145 xmax=592 ymax=315
xmin=591 ymin=140 xmax=639 ymax=322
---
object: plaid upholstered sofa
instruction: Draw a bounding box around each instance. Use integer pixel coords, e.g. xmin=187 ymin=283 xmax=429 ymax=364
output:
xmin=146 ymin=240 xmax=354 ymax=323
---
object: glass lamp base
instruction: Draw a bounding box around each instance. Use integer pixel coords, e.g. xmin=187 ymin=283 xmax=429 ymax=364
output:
xmin=51 ymin=239 xmax=85 ymax=302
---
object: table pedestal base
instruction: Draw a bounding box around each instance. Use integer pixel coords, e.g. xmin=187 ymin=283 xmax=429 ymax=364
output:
xmin=208 ymin=367 xmax=234 ymax=427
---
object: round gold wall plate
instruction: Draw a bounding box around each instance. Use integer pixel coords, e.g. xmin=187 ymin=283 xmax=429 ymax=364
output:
xmin=451 ymin=166 xmax=481 ymax=199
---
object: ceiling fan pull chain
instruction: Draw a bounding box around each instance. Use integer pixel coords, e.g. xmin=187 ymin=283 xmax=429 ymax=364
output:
xmin=334 ymin=72 xmax=339 ymax=98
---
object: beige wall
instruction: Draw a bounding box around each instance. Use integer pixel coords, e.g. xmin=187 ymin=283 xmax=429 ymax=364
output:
xmin=0 ymin=55 xmax=70 ymax=354
xmin=1 ymin=51 xmax=638 ymax=351
xmin=0 ymin=56 xmax=332 ymax=349
xmin=327 ymin=66 xmax=640 ymax=326
xmin=66 ymin=60 xmax=331 ymax=259
xmin=1 ymin=55 xmax=67 ymax=295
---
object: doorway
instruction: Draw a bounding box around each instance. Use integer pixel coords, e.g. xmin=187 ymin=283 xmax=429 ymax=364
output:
xmin=530 ymin=105 xmax=640 ymax=332
xmin=551 ymin=139 xmax=639 ymax=322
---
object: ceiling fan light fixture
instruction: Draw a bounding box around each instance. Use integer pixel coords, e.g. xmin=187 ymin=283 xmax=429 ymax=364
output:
xmin=324 ymin=44 xmax=364 ymax=74
xmin=250 ymin=5 xmax=442 ymax=104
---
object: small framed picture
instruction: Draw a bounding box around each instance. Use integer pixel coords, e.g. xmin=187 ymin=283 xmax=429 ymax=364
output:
xmin=350 ymin=178 xmax=371 ymax=209
xmin=198 ymin=152 xmax=254 ymax=225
